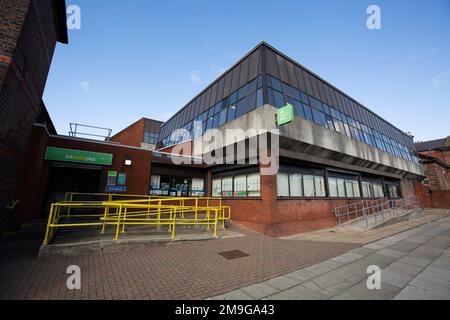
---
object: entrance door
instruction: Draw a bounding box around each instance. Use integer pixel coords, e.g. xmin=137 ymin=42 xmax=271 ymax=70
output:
xmin=43 ymin=164 xmax=102 ymax=216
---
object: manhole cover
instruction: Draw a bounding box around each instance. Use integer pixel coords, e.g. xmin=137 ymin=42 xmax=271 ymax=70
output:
xmin=218 ymin=250 xmax=249 ymax=260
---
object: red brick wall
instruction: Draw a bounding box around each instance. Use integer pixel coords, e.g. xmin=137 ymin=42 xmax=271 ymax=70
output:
xmin=110 ymin=118 xmax=145 ymax=148
xmin=430 ymin=190 xmax=450 ymax=209
xmin=0 ymin=0 xmax=62 ymax=231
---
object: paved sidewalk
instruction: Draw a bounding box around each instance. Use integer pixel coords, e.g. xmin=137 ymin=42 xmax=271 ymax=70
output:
xmin=0 ymin=230 xmax=356 ymax=300
xmin=280 ymin=209 xmax=449 ymax=244
xmin=211 ymin=216 xmax=450 ymax=300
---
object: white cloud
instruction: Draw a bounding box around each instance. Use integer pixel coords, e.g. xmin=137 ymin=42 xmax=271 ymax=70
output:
xmin=189 ymin=70 xmax=201 ymax=84
xmin=79 ymin=80 xmax=91 ymax=93
xmin=429 ymin=48 xmax=438 ymax=55
xmin=430 ymin=70 xmax=450 ymax=88
xmin=407 ymin=54 xmax=417 ymax=63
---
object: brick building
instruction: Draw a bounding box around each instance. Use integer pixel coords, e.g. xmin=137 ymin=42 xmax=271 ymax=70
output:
xmin=415 ymin=136 xmax=450 ymax=208
xmin=0 ymin=0 xmax=68 ymax=232
xmin=415 ymin=137 xmax=450 ymax=191
xmin=110 ymin=117 xmax=163 ymax=150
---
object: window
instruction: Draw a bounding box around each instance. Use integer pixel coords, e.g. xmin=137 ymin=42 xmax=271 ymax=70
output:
xmin=218 ymin=108 xmax=227 ymax=126
xmin=329 ymin=173 xmax=360 ymax=198
xmin=238 ymin=79 xmax=256 ymax=99
xmin=256 ymin=88 xmax=263 ymax=108
xmin=268 ymin=88 xmax=285 ymax=108
xmin=212 ymin=178 xmax=222 ymax=197
xmin=328 ymin=177 xmax=338 ymax=197
xmin=314 ymin=176 xmax=326 ymax=197
xmin=309 ymin=97 xmax=324 ymax=111
xmin=289 ymin=173 xmax=303 ymax=196
xmin=234 ymin=175 xmax=247 ymax=196
xmin=277 ymin=172 xmax=290 ymax=197
xmin=286 ymin=97 xmax=304 ymax=119
xmin=267 ymin=75 xmax=282 ymax=92
xmin=235 ymin=92 xmax=256 ymax=118
xmin=303 ymin=104 xmax=314 ymax=122
xmin=247 ymin=173 xmax=261 ymax=196
xmin=283 ymin=83 xmax=301 ymax=100
xmin=303 ymin=175 xmax=315 ymax=197
xmin=227 ymin=105 xmax=236 ymax=122
xmin=213 ymin=172 xmax=261 ymax=197
xmin=312 ymin=109 xmax=327 ymax=127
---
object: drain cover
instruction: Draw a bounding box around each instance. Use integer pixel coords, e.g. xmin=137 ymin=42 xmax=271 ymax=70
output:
xmin=218 ymin=250 xmax=249 ymax=260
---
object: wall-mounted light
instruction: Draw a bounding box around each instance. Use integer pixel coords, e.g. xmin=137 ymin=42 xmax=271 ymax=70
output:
xmin=124 ymin=157 xmax=132 ymax=166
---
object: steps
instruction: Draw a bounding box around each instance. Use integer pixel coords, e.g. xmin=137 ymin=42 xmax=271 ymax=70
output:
xmin=2 ymin=219 xmax=47 ymax=240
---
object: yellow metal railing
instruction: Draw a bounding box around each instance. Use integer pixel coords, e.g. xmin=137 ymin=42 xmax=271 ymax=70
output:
xmin=42 ymin=192 xmax=231 ymax=246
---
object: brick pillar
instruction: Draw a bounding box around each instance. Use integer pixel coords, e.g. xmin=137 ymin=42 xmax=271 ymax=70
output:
xmin=259 ymin=147 xmax=278 ymax=234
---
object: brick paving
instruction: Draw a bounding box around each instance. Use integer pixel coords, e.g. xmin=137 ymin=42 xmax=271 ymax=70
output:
xmin=0 ymin=232 xmax=357 ymax=300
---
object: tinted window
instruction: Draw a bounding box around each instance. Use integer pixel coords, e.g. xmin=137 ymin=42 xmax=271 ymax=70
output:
xmin=282 ymin=83 xmax=301 ymax=100
xmin=256 ymin=88 xmax=263 ymax=108
xmin=312 ymin=109 xmax=327 ymax=127
xmin=300 ymin=92 xmax=310 ymax=105
xmin=267 ymin=75 xmax=283 ymax=92
xmin=268 ymin=88 xmax=285 ymax=108
xmin=309 ymin=97 xmax=324 ymax=112
xmin=235 ymin=92 xmax=256 ymax=118
xmin=219 ymin=108 xmax=227 ymax=126
xmin=227 ymin=105 xmax=236 ymax=122
xmin=286 ymin=96 xmax=304 ymax=119
xmin=238 ymin=79 xmax=256 ymax=99
xmin=303 ymin=104 xmax=313 ymax=122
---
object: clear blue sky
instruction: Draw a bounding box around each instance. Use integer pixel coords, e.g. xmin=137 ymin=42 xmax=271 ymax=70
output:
xmin=43 ymin=0 xmax=450 ymax=142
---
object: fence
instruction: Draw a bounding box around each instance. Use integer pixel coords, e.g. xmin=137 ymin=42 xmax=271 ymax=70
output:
xmin=43 ymin=192 xmax=231 ymax=246
xmin=333 ymin=196 xmax=422 ymax=228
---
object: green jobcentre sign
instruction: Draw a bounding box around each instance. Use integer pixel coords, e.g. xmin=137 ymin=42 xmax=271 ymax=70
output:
xmin=277 ymin=103 xmax=294 ymax=126
xmin=44 ymin=147 xmax=113 ymax=165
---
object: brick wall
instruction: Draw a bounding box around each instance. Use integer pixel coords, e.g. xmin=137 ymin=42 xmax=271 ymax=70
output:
xmin=12 ymin=125 xmax=153 ymax=225
xmin=110 ymin=118 xmax=145 ymax=148
xmin=430 ymin=190 xmax=450 ymax=209
xmin=0 ymin=0 xmax=62 ymax=232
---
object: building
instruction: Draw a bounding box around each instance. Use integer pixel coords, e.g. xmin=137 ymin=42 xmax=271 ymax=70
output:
xmin=415 ymin=137 xmax=450 ymax=208
xmin=6 ymin=41 xmax=431 ymax=236
xmin=415 ymin=137 xmax=450 ymax=191
xmin=153 ymin=42 xmax=426 ymax=235
xmin=110 ymin=117 xmax=163 ymax=150
xmin=0 ymin=0 xmax=68 ymax=232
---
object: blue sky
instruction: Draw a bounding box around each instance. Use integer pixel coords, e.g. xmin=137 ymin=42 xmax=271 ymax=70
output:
xmin=43 ymin=0 xmax=450 ymax=142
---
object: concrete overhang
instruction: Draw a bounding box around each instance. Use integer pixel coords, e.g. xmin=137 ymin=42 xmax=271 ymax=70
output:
xmin=192 ymin=105 xmax=425 ymax=179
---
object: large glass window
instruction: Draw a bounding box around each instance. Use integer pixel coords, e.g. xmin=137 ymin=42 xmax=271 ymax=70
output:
xmin=303 ymin=175 xmax=315 ymax=197
xmin=277 ymin=173 xmax=290 ymax=197
xmin=329 ymin=173 xmax=360 ymax=198
xmin=289 ymin=173 xmax=303 ymax=196
xmin=268 ymin=88 xmax=285 ymax=108
xmin=212 ymin=172 xmax=261 ymax=197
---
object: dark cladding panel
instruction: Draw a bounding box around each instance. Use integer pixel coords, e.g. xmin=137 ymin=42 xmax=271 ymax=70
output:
xmin=198 ymin=92 xmax=207 ymax=113
xmin=294 ymin=65 xmax=307 ymax=92
xmin=239 ymin=58 xmax=249 ymax=87
xmin=216 ymin=76 xmax=225 ymax=102
xmin=230 ymin=64 xmax=241 ymax=93
xmin=222 ymin=71 xmax=232 ymax=98
xmin=209 ymin=82 xmax=218 ymax=107
xmin=276 ymin=54 xmax=289 ymax=84
xmin=285 ymin=59 xmax=297 ymax=88
xmin=317 ymin=80 xmax=328 ymax=105
xmin=204 ymin=87 xmax=212 ymax=110
xmin=248 ymin=48 xmax=261 ymax=81
xmin=265 ymin=48 xmax=280 ymax=78
xmin=323 ymin=84 xmax=334 ymax=107
xmin=301 ymin=69 xmax=314 ymax=96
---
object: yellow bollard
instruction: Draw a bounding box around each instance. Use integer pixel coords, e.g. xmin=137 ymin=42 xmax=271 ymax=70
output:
xmin=43 ymin=204 xmax=55 ymax=245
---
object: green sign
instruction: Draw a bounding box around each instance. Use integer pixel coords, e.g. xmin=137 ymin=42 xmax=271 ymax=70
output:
xmin=108 ymin=171 xmax=118 ymax=177
xmin=44 ymin=147 xmax=113 ymax=165
xmin=277 ymin=103 xmax=294 ymax=126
